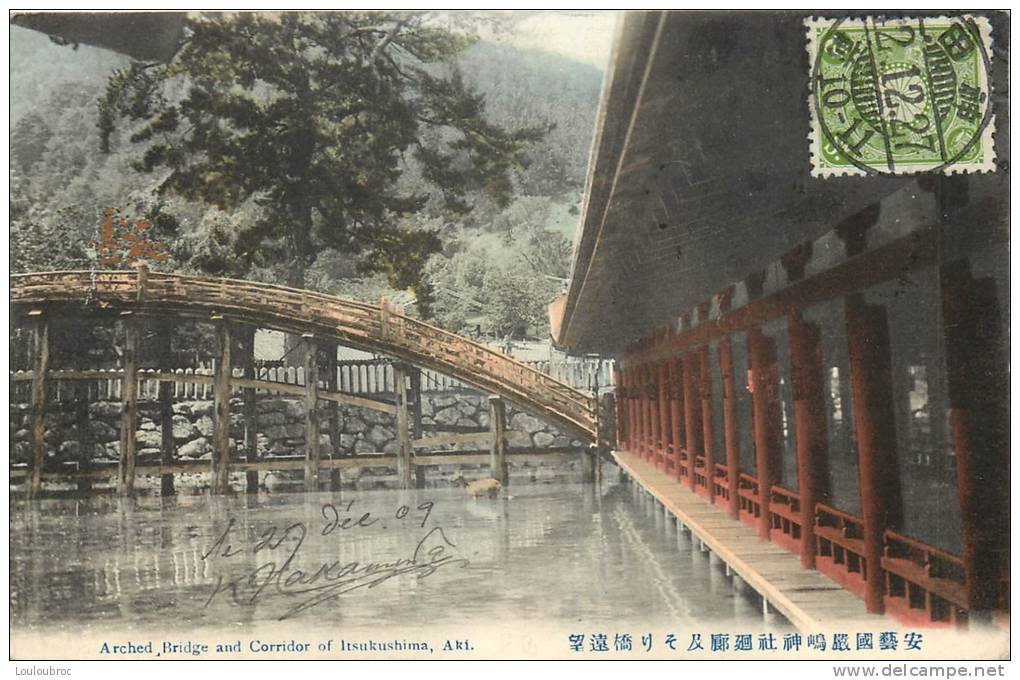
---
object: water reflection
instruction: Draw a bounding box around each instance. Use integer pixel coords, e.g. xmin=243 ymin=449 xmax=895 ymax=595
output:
xmin=11 ymin=474 xmax=767 ymax=634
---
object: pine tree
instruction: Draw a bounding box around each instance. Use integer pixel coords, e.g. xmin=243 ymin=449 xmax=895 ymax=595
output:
xmin=98 ymin=12 xmax=548 ymax=313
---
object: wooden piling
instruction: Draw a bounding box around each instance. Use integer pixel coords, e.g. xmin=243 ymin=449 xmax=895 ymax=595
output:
xmin=75 ymin=380 xmax=93 ymax=494
xmin=580 ymin=443 xmax=598 ymax=483
xmin=325 ymin=341 xmax=342 ymax=491
xmin=118 ymin=317 xmax=140 ymax=496
xmin=27 ymin=315 xmax=49 ymax=498
xmin=410 ymin=366 xmax=423 ymax=440
xmin=212 ymin=319 xmax=232 ymax=494
xmin=304 ymin=334 xmax=320 ymax=492
xmin=489 ymin=396 xmax=508 ymax=485
xmin=394 ymin=363 xmax=412 ymax=489
xmin=157 ymin=319 xmax=176 ymax=497
xmin=240 ymin=325 xmax=259 ymax=495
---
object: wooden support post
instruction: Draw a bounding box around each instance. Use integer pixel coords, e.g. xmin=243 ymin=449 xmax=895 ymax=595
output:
xmin=668 ymin=357 xmax=685 ymax=481
xmin=394 ymin=363 xmax=412 ymax=489
xmin=788 ymin=312 xmax=830 ymax=569
xmin=27 ymin=316 xmax=49 ymax=498
xmin=657 ymin=359 xmax=671 ymax=468
xmin=157 ymin=319 xmax=176 ymax=497
xmin=748 ymin=327 xmax=782 ymax=540
xmin=304 ymin=334 xmax=320 ymax=492
xmin=699 ymin=345 xmax=716 ymax=504
xmin=582 ymin=443 xmax=597 ymax=483
xmin=75 ymin=380 xmax=93 ymax=494
xmin=941 ymin=261 xmax=1008 ymax=617
xmin=410 ymin=366 xmax=423 ymax=440
xmin=240 ymin=325 xmax=259 ymax=495
xmin=845 ymin=295 xmax=901 ymax=614
xmin=118 ymin=317 xmax=139 ymax=497
xmin=211 ymin=319 xmax=232 ymax=494
xmin=324 ymin=341 xmax=341 ymax=491
xmin=682 ymin=352 xmax=702 ymax=490
xmin=489 ymin=396 xmax=508 ymax=485
xmin=719 ymin=338 xmax=741 ymax=520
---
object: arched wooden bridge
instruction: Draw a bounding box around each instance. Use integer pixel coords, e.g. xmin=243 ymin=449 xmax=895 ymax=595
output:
xmin=11 ymin=269 xmax=602 ymax=495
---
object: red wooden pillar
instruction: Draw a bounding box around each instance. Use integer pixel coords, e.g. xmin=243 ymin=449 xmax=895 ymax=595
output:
xmin=641 ymin=364 xmax=655 ymax=460
xmin=657 ymin=359 xmax=672 ymax=469
xmin=629 ymin=365 xmax=640 ymax=455
xmin=613 ymin=365 xmax=626 ymax=450
xmin=628 ymin=364 xmax=636 ymax=454
xmin=789 ymin=311 xmax=830 ymax=569
xmin=620 ymin=367 xmax=636 ymax=452
xmin=845 ymin=295 xmax=902 ymax=615
xmin=625 ymin=367 xmax=638 ymax=452
xmin=682 ymin=351 xmax=702 ymax=491
xmin=748 ymin=327 xmax=782 ymax=540
xmin=699 ymin=345 xmax=716 ymax=503
xmin=668 ymin=357 xmax=685 ymax=480
xmin=648 ymin=362 xmax=662 ymax=464
xmin=941 ymin=261 xmax=1008 ymax=617
xmin=718 ymin=338 xmax=741 ymax=520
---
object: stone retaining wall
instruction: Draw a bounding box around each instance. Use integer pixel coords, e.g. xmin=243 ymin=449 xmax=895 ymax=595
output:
xmin=10 ymin=391 xmax=585 ymax=465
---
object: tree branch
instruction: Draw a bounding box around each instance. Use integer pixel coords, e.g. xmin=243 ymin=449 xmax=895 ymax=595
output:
xmin=369 ymin=18 xmax=408 ymax=63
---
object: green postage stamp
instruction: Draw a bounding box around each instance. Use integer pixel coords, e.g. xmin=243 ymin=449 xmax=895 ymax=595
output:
xmin=806 ymin=15 xmax=995 ymax=177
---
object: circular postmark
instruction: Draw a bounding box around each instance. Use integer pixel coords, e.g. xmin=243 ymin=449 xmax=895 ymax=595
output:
xmin=810 ymin=15 xmax=994 ymax=176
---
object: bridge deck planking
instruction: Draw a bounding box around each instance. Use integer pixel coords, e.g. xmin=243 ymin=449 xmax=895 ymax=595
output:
xmin=615 ymin=450 xmax=882 ymax=632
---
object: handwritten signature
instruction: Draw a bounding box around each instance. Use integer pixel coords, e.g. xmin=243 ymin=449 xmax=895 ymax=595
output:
xmin=200 ymin=502 xmax=469 ymax=620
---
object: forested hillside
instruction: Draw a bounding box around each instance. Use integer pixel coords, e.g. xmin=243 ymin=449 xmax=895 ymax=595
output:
xmin=9 ymin=21 xmax=604 ymax=341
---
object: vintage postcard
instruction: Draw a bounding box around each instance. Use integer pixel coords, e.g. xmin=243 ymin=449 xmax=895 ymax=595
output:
xmin=7 ymin=9 xmax=1011 ymax=667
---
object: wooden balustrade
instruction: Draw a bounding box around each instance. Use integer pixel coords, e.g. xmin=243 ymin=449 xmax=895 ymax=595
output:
xmin=736 ymin=472 xmax=760 ymax=528
xmin=768 ymin=485 xmax=803 ymax=555
xmin=882 ymin=529 xmax=968 ymax=626
xmin=711 ymin=462 xmax=729 ymax=509
xmin=815 ymin=503 xmax=869 ymax=600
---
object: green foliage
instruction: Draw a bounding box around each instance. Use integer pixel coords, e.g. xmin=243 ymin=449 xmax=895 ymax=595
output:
xmin=98 ymin=12 xmax=549 ymax=301
xmin=457 ymin=42 xmax=602 ymax=197
xmin=426 ymin=204 xmax=571 ymax=340
xmin=10 ymin=211 xmax=90 ymax=274
xmin=11 ymin=113 xmax=53 ymax=173
xmin=10 ymin=18 xmax=602 ymax=340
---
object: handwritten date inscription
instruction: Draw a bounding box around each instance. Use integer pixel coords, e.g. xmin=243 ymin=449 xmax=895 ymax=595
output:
xmin=201 ymin=500 xmax=470 ymax=621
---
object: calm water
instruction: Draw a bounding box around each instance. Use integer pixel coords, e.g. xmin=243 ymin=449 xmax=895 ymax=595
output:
xmin=10 ymin=471 xmax=772 ymax=634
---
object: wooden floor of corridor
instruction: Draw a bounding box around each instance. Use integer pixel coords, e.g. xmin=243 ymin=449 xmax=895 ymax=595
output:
xmin=614 ymin=449 xmax=882 ymax=632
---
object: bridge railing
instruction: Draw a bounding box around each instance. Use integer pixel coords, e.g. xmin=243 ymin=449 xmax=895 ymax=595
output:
xmin=10 ymin=358 xmax=612 ymax=403
xmin=11 ymin=270 xmax=599 ymax=438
